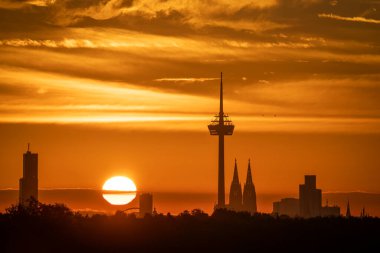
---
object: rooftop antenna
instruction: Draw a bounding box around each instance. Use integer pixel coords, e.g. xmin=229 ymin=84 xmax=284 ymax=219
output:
xmin=220 ymin=72 xmax=223 ymax=118
xmin=27 ymin=143 xmax=30 ymax=152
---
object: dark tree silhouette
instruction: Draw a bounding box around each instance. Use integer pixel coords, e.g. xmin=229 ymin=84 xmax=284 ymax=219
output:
xmin=1 ymin=201 xmax=379 ymax=253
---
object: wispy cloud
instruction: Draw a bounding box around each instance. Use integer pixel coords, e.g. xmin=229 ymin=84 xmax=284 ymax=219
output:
xmin=0 ymin=0 xmax=49 ymax=8
xmin=1 ymin=67 xmax=380 ymax=134
xmin=0 ymin=37 xmax=321 ymax=52
xmin=258 ymin=80 xmax=270 ymax=84
xmin=0 ymin=39 xmax=97 ymax=48
xmin=155 ymin=78 xmax=219 ymax=83
xmin=318 ymin=13 xmax=380 ymax=24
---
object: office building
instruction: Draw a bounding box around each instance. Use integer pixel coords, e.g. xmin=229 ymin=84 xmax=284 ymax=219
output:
xmin=19 ymin=144 xmax=38 ymax=205
xmin=299 ymin=175 xmax=321 ymax=217
xmin=139 ymin=193 xmax=153 ymax=217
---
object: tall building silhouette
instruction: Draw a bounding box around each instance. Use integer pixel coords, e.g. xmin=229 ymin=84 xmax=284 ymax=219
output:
xmin=139 ymin=193 xmax=153 ymax=217
xmin=208 ymin=73 xmax=234 ymax=208
xmin=360 ymin=206 xmax=368 ymax=218
xmin=346 ymin=201 xmax=351 ymax=218
xmin=19 ymin=144 xmax=38 ymax=205
xmin=242 ymin=159 xmax=257 ymax=213
xmin=229 ymin=159 xmax=242 ymax=211
xmin=299 ymin=175 xmax=321 ymax=217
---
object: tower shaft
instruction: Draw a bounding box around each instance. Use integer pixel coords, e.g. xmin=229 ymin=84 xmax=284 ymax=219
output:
xmin=218 ymin=134 xmax=225 ymax=207
xmin=218 ymin=72 xmax=225 ymax=207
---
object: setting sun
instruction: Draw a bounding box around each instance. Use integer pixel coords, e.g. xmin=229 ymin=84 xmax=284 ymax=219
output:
xmin=102 ymin=176 xmax=137 ymax=192
xmin=102 ymin=176 xmax=137 ymax=205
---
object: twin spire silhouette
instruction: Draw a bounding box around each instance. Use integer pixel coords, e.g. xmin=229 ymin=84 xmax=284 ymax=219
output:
xmin=229 ymin=159 xmax=257 ymax=213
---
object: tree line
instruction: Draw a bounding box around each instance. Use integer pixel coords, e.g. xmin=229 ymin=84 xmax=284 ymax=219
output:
xmin=1 ymin=199 xmax=379 ymax=253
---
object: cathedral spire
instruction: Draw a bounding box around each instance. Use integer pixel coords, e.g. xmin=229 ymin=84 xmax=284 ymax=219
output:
xmin=245 ymin=159 xmax=253 ymax=185
xmin=232 ymin=158 xmax=239 ymax=183
xmin=243 ymin=159 xmax=257 ymax=214
xmin=229 ymin=159 xmax=242 ymax=211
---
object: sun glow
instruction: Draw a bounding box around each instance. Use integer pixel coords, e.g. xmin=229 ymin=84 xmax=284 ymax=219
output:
xmin=102 ymin=176 xmax=137 ymax=205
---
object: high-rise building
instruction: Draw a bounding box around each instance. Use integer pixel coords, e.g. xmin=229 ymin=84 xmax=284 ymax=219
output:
xmin=19 ymin=144 xmax=38 ymax=205
xmin=242 ymin=159 xmax=257 ymax=214
xmin=360 ymin=207 xmax=368 ymax=218
xmin=229 ymin=159 xmax=242 ymax=211
xmin=346 ymin=201 xmax=351 ymax=218
xmin=299 ymin=175 xmax=321 ymax=217
xmin=139 ymin=193 xmax=153 ymax=217
xmin=208 ymin=73 xmax=234 ymax=209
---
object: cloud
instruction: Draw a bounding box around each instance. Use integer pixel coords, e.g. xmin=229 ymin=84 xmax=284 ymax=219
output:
xmin=155 ymin=78 xmax=219 ymax=83
xmin=318 ymin=13 xmax=380 ymax=24
xmin=0 ymin=39 xmax=96 ymax=48
xmin=0 ymin=36 xmax=322 ymax=51
xmin=0 ymin=0 xmax=51 ymax=8
xmin=1 ymin=0 xmax=380 ymax=134
xmin=2 ymin=65 xmax=380 ymax=133
xmin=24 ymin=0 xmax=278 ymax=27
xmin=0 ymin=67 xmax=222 ymax=123
xmin=258 ymin=80 xmax=270 ymax=84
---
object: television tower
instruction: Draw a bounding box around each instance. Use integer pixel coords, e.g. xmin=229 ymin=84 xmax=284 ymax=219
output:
xmin=208 ymin=73 xmax=234 ymax=208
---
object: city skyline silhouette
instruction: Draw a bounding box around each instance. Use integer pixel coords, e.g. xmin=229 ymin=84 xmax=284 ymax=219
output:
xmin=0 ymin=71 xmax=380 ymax=216
xmin=13 ymin=142 xmax=374 ymax=217
xmin=3 ymin=75 xmax=378 ymax=217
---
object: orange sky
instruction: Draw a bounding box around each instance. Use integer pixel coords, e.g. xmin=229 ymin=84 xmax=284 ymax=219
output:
xmin=0 ymin=0 xmax=380 ymax=195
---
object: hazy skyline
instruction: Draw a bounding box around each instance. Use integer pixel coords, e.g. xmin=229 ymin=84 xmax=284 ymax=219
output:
xmin=1 ymin=0 xmax=380 ymax=194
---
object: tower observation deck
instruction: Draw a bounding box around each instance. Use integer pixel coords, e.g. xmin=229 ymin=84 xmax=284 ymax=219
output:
xmin=208 ymin=73 xmax=234 ymax=208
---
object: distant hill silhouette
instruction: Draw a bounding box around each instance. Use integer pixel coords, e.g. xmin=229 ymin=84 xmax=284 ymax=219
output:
xmin=1 ymin=200 xmax=379 ymax=253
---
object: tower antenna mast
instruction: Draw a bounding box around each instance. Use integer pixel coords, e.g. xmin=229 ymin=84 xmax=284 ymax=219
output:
xmin=208 ymin=72 xmax=234 ymax=209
